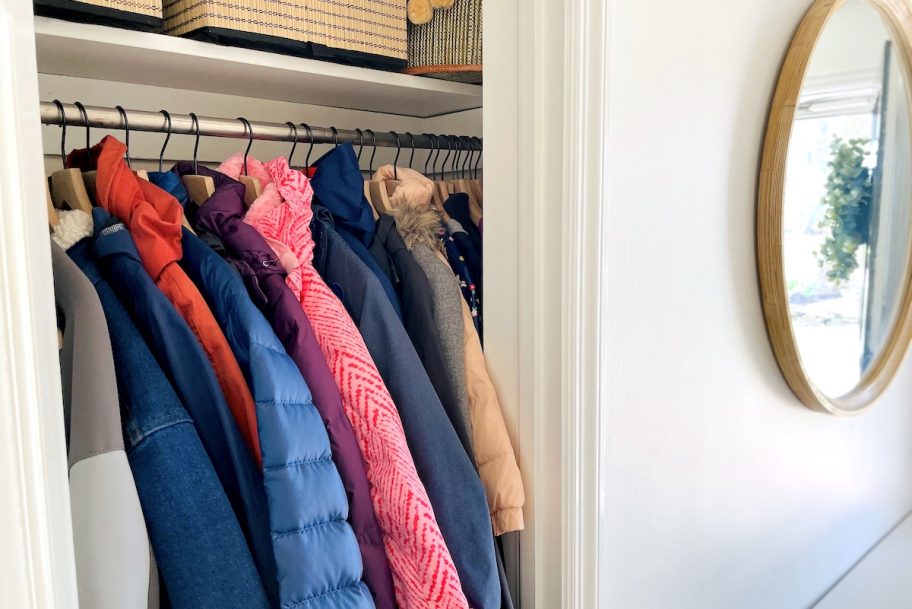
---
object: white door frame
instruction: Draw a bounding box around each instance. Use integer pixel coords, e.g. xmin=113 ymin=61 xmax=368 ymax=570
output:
xmin=0 ymin=1 xmax=79 ymax=608
xmin=484 ymin=0 xmax=609 ymax=607
xmin=2 ymin=0 xmax=611 ymax=605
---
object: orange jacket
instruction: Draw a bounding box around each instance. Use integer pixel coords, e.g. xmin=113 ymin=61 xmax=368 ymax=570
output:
xmin=70 ymin=136 xmax=262 ymax=467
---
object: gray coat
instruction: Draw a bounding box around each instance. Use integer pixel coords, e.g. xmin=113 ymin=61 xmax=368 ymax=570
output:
xmin=51 ymin=236 xmax=158 ymax=609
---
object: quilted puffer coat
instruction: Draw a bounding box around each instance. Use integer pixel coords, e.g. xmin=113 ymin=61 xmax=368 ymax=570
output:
xmin=180 ymin=221 xmax=374 ymax=609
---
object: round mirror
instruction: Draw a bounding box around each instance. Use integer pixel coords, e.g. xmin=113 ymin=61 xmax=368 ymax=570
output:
xmin=759 ymin=0 xmax=912 ymax=414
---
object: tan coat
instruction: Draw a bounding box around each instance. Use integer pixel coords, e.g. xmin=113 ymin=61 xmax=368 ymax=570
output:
xmin=456 ymin=267 xmax=526 ymax=535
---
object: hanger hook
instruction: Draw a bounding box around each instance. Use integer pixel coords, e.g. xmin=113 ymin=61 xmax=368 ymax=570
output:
xmin=462 ymin=136 xmax=473 ymax=179
xmin=405 ymin=132 xmax=416 ymax=169
xmin=237 ymin=117 xmax=254 ymax=176
xmin=285 ymin=122 xmax=298 ymax=167
xmin=189 ymin=112 xmax=201 ymax=174
xmin=432 ymin=134 xmax=443 ymax=180
xmin=473 ymin=137 xmax=482 ymax=179
xmin=354 ymin=128 xmax=364 ymax=165
xmin=330 ymin=126 xmax=339 ymax=148
xmin=441 ymin=135 xmax=453 ymax=178
xmin=115 ymin=105 xmax=132 ymax=169
xmin=366 ymin=129 xmax=377 ymax=175
xmin=73 ymin=102 xmax=91 ymax=164
xmin=390 ymin=131 xmax=400 ymax=180
xmin=451 ymin=136 xmax=462 ymax=176
xmin=300 ymin=123 xmax=314 ymax=171
xmin=158 ymin=110 xmax=172 ymax=173
xmin=52 ymin=99 xmax=68 ymax=169
xmin=422 ymin=133 xmax=434 ymax=177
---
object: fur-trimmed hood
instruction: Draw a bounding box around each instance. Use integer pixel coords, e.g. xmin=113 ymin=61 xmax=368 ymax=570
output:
xmin=392 ymin=197 xmax=445 ymax=252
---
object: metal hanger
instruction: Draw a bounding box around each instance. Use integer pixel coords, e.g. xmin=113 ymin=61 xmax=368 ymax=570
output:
xmin=49 ymin=100 xmax=93 ymax=213
xmin=115 ymin=106 xmax=132 ymax=168
xmin=432 ymin=134 xmax=443 ymax=179
xmin=355 ymin=128 xmax=365 ymax=166
xmin=330 ymin=126 xmax=339 ymax=148
xmin=300 ymin=123 xmax=314 ymax=172
xmin=467 ymin=136 xmax=484 ymax=208
xmin=73 ymin=102 xmax=100 ymax=205
xmin=116 ymin=105 xmax=148 ymax=180
xmin=158 ymin=110 xmax=172 ymax=173
xmin=423 ymin=133 xmax=436 ymax=177
xmin=181 ymin=112 xmax=216 ymax=206
xmin=390 ymin=131 xmax=401 ymax=180
xmin=73 ymin=102 xmax=91 ymax=159
xmin=365 ymin=128 xmax=393 ymax=215
xmin=237 ymin=116 xmax=262 ymax=206
xmin=366 ymin=129 xmax=377 ymax=175
xmin=285 ymin=122 xmax=298 ymax=167
xmin=462 ymin=137 xmax=473 ymax=178
xmin=354 ymin=127 xmax=376 ymax=217
xmin=405 ymin=132 xmax=416 ymax=169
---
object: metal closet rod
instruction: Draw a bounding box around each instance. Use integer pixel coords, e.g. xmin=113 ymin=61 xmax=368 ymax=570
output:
xmin=39 ymin=102 xmax=482 ymax=150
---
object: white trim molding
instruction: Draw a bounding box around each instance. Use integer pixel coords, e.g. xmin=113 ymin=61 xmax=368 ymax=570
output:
xmin=0 ymin=1 xmax=78 ymax=608
xmin=484 ymin=0 xmax=610 ymax=606
xmin=561 ymin=0 xmax=611 ymax=608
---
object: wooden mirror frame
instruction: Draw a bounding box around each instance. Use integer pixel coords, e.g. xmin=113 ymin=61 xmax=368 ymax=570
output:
xmin=758 ymin=0 xmax=912 ymax=415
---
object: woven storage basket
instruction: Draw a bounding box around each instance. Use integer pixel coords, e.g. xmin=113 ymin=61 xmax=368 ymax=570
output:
xmin=406 ymin=0 xmax=481 ymax=84
xmin=34 ymin=0 xmax=163 ymax=30
xmin=162 ymin=0 xmax=408 ymax=71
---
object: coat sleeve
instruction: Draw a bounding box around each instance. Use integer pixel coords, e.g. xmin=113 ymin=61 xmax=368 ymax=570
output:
xmin=460 ymin=298 xmax=526 ymax=535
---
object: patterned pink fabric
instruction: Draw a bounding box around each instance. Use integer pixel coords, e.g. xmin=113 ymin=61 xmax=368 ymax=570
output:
xmin=223 ymin=154 xmax=469 ymax=609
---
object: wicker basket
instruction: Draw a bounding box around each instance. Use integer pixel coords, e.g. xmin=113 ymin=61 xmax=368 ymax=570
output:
xmin=406 ymin=0 xmax=481 ymax=84
xmin=34 ymin=0 xmax=163 ymax=30
xmin=162 ymin=0 xmax=408 ymax=71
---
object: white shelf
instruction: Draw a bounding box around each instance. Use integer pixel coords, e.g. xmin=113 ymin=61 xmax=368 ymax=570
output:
xmin=33 ymin=17 xmax=482 ymax=118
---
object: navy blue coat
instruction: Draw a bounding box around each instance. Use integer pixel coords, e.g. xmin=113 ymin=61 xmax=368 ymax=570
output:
xmin=310 ymin=144 xmax=402 ymax=318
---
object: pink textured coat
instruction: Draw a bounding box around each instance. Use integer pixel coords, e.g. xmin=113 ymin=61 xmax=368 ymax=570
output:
xmin=220 ymin=154 xmax=470 ymax=609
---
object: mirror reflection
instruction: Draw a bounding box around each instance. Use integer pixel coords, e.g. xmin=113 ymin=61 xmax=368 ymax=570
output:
xmin=783 ymin=0 xmax=912 ymax=397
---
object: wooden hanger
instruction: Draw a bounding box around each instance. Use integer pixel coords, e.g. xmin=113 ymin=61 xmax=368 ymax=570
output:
xmin=49 ymin=100 xmax=94 ymax=213
xmin=181 ymin=112 xmax=216 ymax=206
xmin=46 ymin=178 xmax=60 ymax=228
xmin=236 ymin=117 xmax=262 ymax=206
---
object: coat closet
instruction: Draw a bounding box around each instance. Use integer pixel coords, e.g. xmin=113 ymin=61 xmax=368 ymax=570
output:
xmin=0 ymin=1 xmax=561 ymax=607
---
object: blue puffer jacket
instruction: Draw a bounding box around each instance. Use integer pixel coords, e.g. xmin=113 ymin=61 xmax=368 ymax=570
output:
xmin=179 ymin=228 xmax=375 ymax=609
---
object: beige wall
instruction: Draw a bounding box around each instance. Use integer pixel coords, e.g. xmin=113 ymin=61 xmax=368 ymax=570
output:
xmin=600 ymin=0 xmax=912 ymax=607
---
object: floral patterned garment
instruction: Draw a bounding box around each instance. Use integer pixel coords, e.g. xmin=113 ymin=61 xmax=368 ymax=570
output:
xmin=442 ymin=228 xmax=481 ymax=336
xmin=228 ymin=154 xmax=470 ymax=609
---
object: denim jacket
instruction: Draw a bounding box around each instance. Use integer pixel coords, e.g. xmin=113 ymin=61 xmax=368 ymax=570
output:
xmin=68 ymin=239 xmax=270 ymax=609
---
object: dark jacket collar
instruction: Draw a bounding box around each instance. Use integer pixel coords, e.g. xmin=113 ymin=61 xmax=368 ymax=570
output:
xmin=310 ymin=143 xmax=375 ymax=247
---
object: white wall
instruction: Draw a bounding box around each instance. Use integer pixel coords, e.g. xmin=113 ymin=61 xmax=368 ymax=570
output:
xmin=600 ymin=1 xmax=912 ymax=608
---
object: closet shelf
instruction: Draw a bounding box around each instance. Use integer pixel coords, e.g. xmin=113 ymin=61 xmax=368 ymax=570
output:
xmin=33 ymin=17 xmax=483 ymax=119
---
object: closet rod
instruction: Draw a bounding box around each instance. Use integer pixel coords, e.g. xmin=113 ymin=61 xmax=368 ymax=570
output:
xmin=39 ymin=102 xmax=482 ymax=150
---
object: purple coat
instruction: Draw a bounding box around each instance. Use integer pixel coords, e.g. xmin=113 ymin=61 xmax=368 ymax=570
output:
xmin=172 ymin=162 xmax=397 ymax=609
